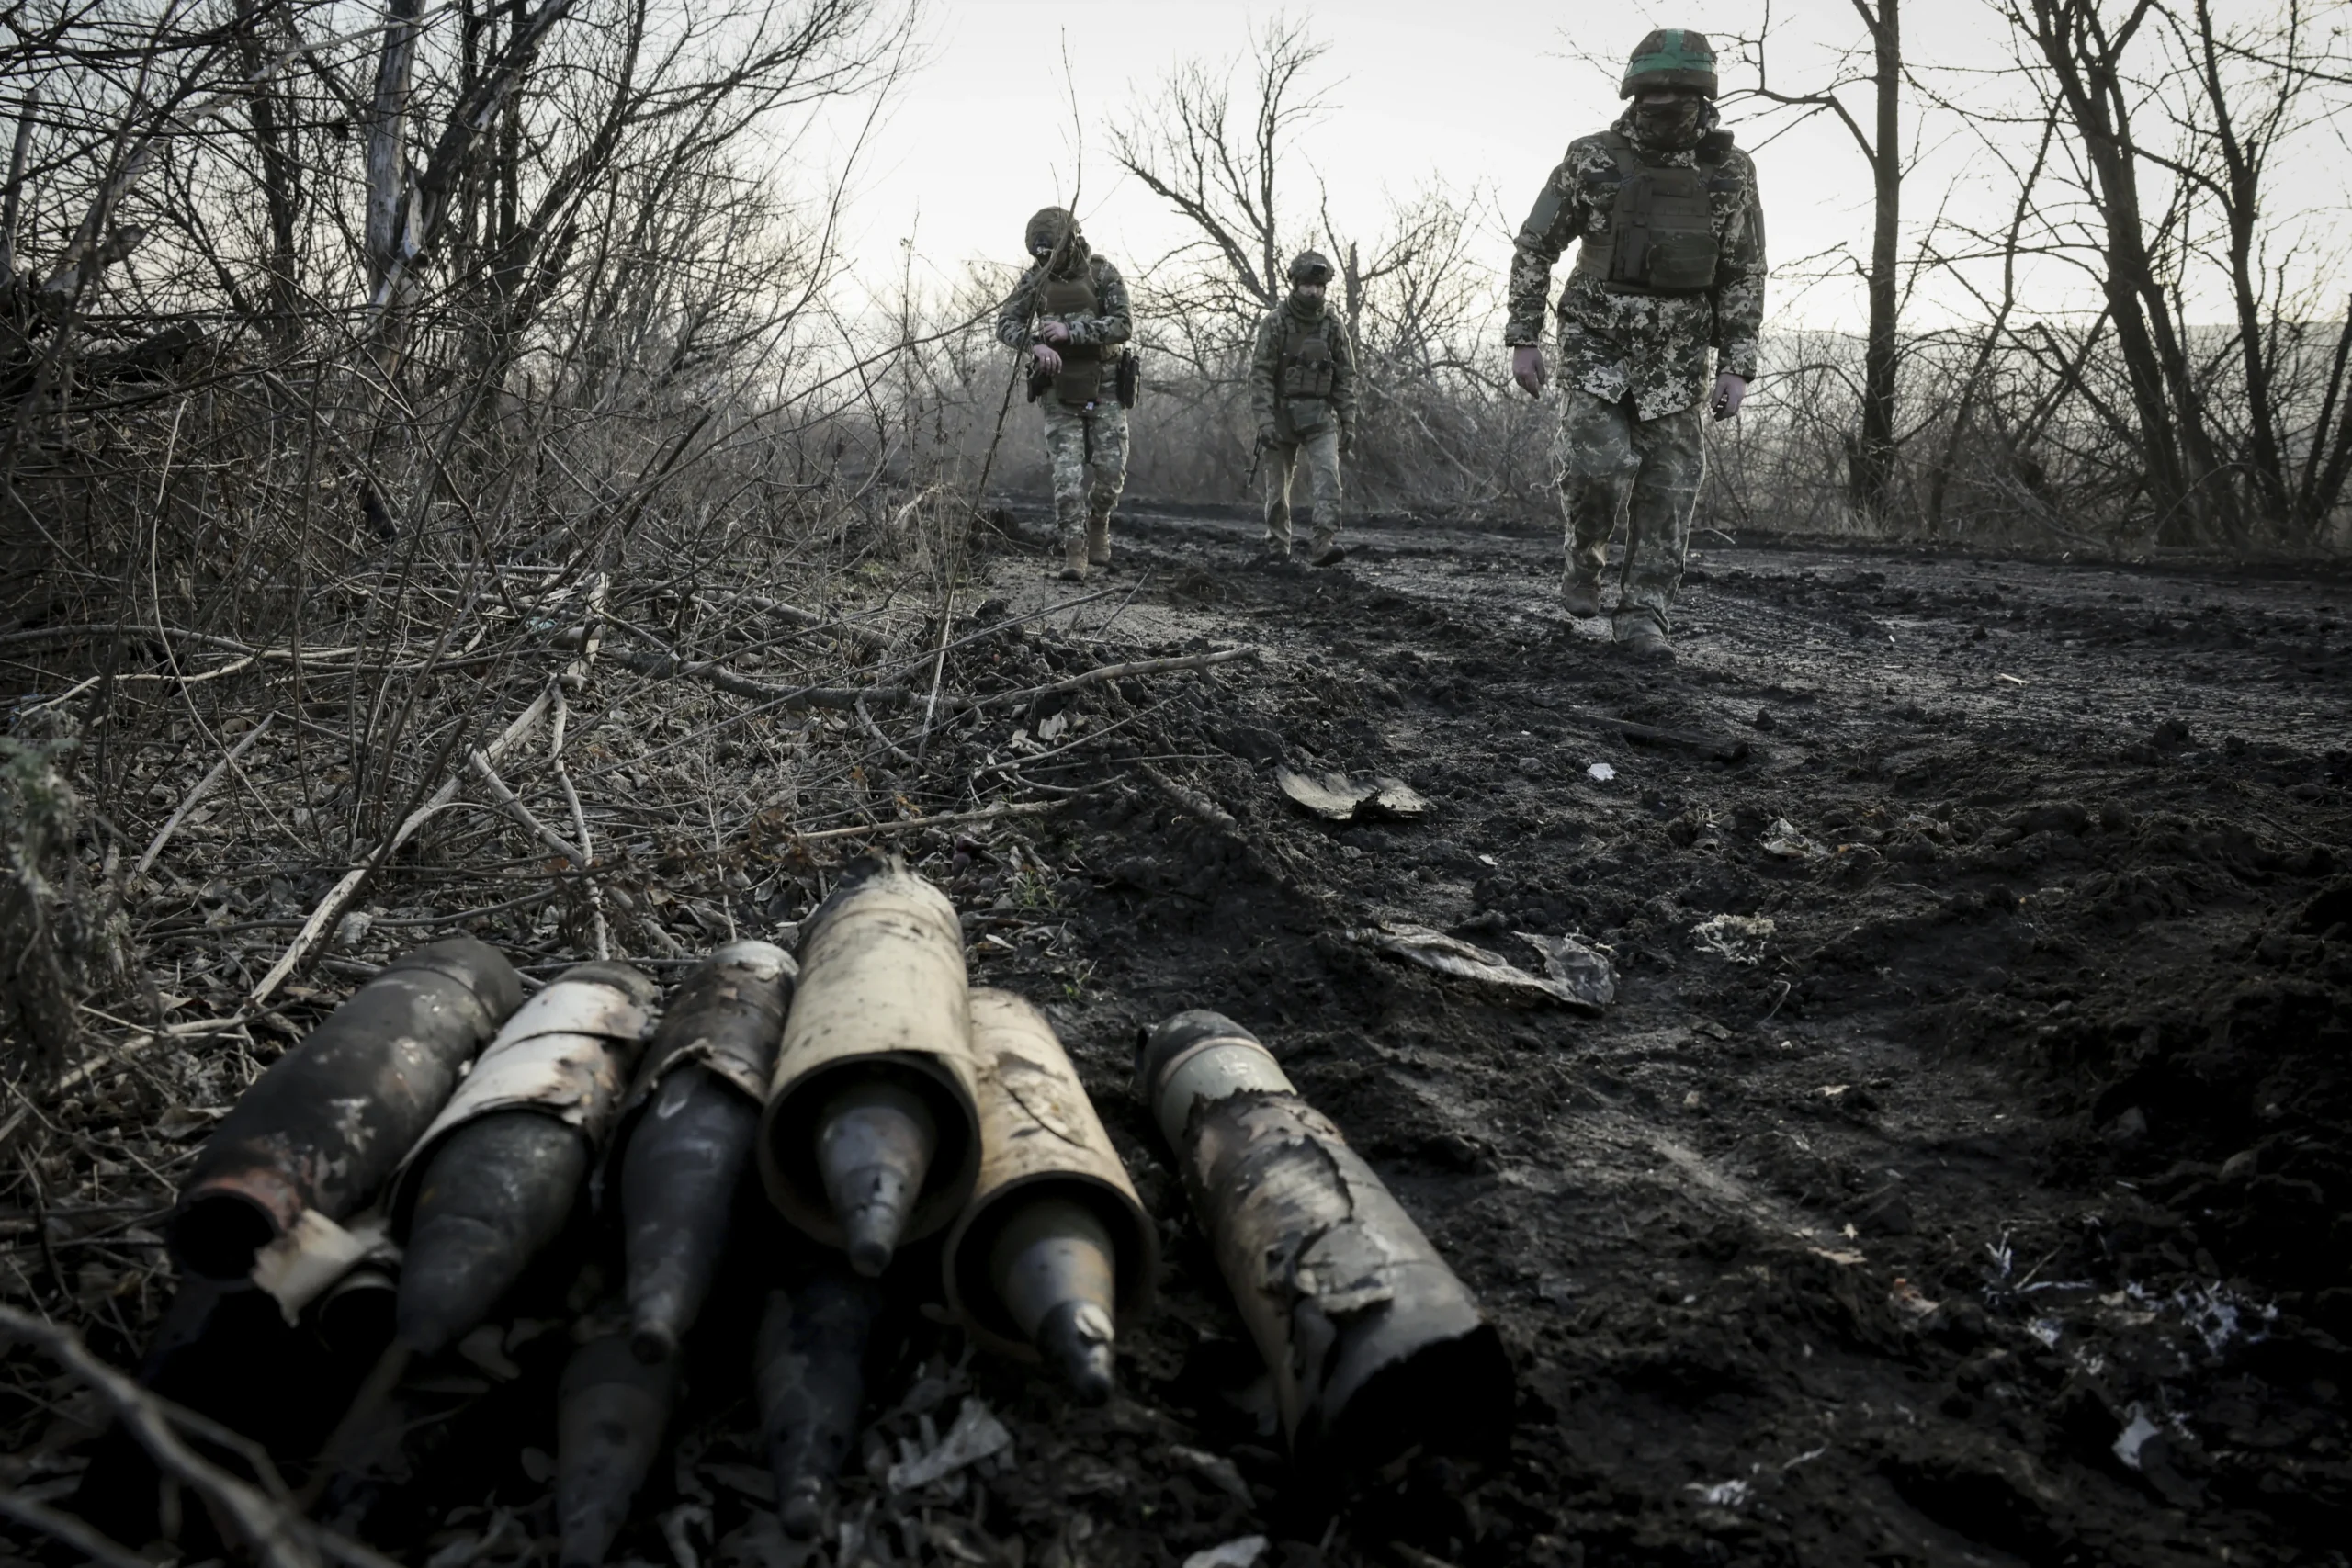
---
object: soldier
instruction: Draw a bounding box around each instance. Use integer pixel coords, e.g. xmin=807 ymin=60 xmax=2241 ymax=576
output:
xmin=995 ymin=207 xmax=1135 ymax=581
xmin=1249 ymin=251 xmax=1358 ymax=566
xmin=1505 ymin=28 xmax=1765 ymax=658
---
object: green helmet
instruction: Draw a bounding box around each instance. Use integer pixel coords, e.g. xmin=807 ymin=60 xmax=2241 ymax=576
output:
xmin=1287 ymin=250 xmax=1334 ymax=286
xmin=1621 ymin=28 xmax=1718 ymax=99
xmin=1024 ymin=206 xmax=1079 ymax=258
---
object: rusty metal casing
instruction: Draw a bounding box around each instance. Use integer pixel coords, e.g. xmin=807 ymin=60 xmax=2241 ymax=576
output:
xmin=611 ymin=939 xmax=796 ymax=1363
xmin=171 ymin=938 xmax=523 ymax=1280
xmin=389 ymin=962 xmax=657 ymax=1356
xmin=1135 ymin=1010 xmax=1515 ymax=1473
xmin=945 ymin=990 xmax=1155 ymax=1403
xmin=759 ymin=858 xmax=979 ymax=1271
xmin=557 ymin=1328 xmax=680 ymax=1568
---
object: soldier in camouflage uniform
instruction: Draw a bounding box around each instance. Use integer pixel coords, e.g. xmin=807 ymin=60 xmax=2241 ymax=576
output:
xmin=995 ymin=207 xmax=1135 ymax=581
xmin=1506 ymin=28 xmax=1765 ymax=657
xmin=1249 ymin=250 xmax=1358 ymax=566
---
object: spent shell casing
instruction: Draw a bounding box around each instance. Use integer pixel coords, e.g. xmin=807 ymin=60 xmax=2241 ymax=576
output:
xmin=1136 ymin=1010 xmax=1515 ymax=1473
xmin=557 ymin=1331 xmax=679 ymax=1568
xmin=173 ymin=938 xmax=521 ymax=1280
xmin=756 ymin=1268 xmax=884 ymax=1540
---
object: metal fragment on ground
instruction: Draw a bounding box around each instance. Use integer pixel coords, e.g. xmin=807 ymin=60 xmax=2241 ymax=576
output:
xmin=1759 ymin=818 xmax=1827 ymax=859
xmin=1351 ymin=920 xmax=1612 ymax=1011
xmin=1274 ymin=765 xmax=1429 ymax=822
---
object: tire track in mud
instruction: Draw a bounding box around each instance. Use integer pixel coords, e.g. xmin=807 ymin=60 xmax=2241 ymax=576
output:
xmin=951 ymin=505 xmax=2351 ymax=1566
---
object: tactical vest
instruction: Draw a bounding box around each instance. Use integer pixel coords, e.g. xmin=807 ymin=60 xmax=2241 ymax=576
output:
xmin=1571 ymin=131 xmax=1734 ymax=296
xmin=1039 ymin=272 xmax=1107 ymax=408
xmin=1281 ymin=314 xmax=1339 ymax=400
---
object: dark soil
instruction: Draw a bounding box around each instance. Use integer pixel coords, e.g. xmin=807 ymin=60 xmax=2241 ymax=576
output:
xmin=944 ymin=505 xmax=2352 ymax=1567
xmin=17 ymin=505 xmax=2352 ymax=1568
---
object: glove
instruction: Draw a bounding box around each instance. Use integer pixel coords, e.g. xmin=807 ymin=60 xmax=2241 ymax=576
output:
xmin=1711 ymin=372 xmax=1747 ymax=421
xmin=1340 ymin=423 xmax=1356 ymax=457
xmin=1511 ymin=344 xmax=1548 ymax=398
xmin=1030 ymin=343 xmax=1063 ymax=375
xmin=1036 ymin=320 xmax=1073 ymax=345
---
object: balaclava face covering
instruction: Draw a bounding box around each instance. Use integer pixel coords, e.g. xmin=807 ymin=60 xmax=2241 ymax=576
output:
xmin=1633 ymin=93 xmax=1708 ymax=152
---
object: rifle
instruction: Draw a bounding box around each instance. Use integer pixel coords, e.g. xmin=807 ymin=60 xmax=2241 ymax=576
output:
xmin=1244 ymin=431 xmax=1270 ymax=494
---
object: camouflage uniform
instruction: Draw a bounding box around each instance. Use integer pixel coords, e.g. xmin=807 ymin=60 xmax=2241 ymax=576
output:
xmin=1507 ymin=102 xmax=1765 ymax=633
xmin=1248 ymin=291 xmax=1356 ymax=557
xmin=995 ymin=247 xmax=1133 ymax=558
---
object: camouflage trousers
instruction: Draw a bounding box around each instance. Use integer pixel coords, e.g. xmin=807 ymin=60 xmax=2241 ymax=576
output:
xmin=1260 ymin=427 xmax=1342 ymax=549
xmin=1553 ymin=388 xmax=1706 ymax=632
xmin=1040 ymin=397 xmax=1128 ymax=548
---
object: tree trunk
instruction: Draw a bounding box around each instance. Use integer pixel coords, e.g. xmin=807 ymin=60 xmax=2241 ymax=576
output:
xmin=1850 ymin=0 xmax=1902 ymax=522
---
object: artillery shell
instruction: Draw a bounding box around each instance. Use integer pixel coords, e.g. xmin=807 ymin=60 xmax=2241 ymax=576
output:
xmin=172 ymin=937 xmax=521 ymax=1280
xmin=1136 ymin=1010 xmax=1515 ymax=1473
xmin=614 ymin=940 xmax=794 ymax=1363
xmin=944 ymin=990 xmax=1154 ymax=1405
xmin=557 ymin=1331 xmax=679 ymax=1568
xmin=760 ymin=857 xmax=978 ymax=1269
xmin=816 ymin=1077 xmax=936 ymax=1278
xmin=397 ymin=1111 xmax=590 ymax=1356
xmin=389 ymin=961 xmax=657 ymax=1357
xmin=756 ymin=1267 xmax=884 ymax=1540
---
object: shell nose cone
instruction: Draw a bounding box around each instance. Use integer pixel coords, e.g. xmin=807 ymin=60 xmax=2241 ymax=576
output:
xmin=1037 ymin=1298 xmax=1116 ymax=1406
xmin=817 ymin=1082 xmax=935 ymax=1277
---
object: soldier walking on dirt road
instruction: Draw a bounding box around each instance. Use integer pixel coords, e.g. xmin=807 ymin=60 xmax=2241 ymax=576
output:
xmin=1505 ymin=28 xmax=1765 ymax=659
xmin=1250 ymin=250 xmax=1359 ymax=567
xmin=996 ymin=206 xmax=1137 ymax=581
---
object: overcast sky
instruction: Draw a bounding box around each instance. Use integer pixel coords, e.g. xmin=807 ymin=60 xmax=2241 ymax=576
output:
xmin=807 ymin=0 xmax=2352 ymax=348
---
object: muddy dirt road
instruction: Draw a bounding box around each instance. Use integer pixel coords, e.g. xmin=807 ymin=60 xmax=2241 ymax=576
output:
xmin=937 ymin=502 xmax=2352 ymax=1567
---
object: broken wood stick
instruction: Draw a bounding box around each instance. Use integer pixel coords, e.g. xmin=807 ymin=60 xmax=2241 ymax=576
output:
xmin=130 ymin=712 xmax=276 ymax=893
xmin=1558 ymin=707 xmax=1750 ymax=763
xmin=979 ymin=645 xmax=1260 ymax=712
xmin=792 ymin=798 xmax=1065 ymax=843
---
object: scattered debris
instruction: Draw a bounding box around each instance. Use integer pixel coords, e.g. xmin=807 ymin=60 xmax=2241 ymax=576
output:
xmin=1690 ymin=914 xmax=1775 ymax=964
xmin=2113 ymin=1404 xmax=2161 ymax=1471
xmin=1273 ymin=766 xmax=1430 ymax=822
xmin=884 ymin=1397 xmax=1012 ymax=1493
xmin=1556 ymin=706 xmax=1752 ymax=763
xmin=1586 ymin=761 xmax=1617 ymax=783
xmin=1181 ymin=1537 xmax=1268 ymax=1568
xmin=1351 ymin=921 xmax=1616 ymax=1012
xmin=1759 ymin=818 xmax=1827 ymax=859
xmin=1684 ymin=1477 xmax=1751 ymax=1507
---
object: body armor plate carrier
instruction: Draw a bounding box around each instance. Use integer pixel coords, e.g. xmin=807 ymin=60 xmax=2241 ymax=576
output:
xmin=1571 ymin=131 xmax=1736 ymax=296
xmin=1278 ymin=315 xmax=1338 ymax=437
xmin=1040 ymin=274 xmax=1105 ymax=408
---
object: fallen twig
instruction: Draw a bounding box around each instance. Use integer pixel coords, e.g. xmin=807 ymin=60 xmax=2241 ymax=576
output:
xmin=792 ymin=798 xmax=1065 ymax=843
xmin=130 ymin=711 xmax=276 ymax=893
xmin=0 ymin=1303 xmax=402 ymax=1568
xmin=978 ymin=645 xmax=1260 ymax=712
xmin=1558 ymin=707 xmax=1751 ymax=763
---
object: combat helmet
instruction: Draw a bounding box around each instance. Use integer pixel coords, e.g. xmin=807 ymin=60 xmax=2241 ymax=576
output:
xmin=1287 ymin=250 xmax=1335 ymax=286
xmin=1024 ymin=206 xmax=1080 ymax=259
xmin=1621 ymin=28 xmax=1718 ymax=98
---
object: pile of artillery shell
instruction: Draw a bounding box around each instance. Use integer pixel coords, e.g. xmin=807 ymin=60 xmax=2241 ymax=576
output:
xmin=96 ymin=857 xmax=1514 ymax=1567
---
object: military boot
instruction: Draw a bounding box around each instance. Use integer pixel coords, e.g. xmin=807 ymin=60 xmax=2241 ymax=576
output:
xmin=1057 ymin=538 xmax=1089 ymax=581
xmin=1614 ymin=614 xmax=1672 ymax=660
xmin=1560 ymin=571 xmax=1603 ymax=617
xmin=1086 ymin=514 xmax=1113 ymax=567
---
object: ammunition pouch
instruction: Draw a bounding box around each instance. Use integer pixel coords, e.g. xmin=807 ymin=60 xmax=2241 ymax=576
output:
xmin=1053 ymin=349 xmax=1103 ymax=409
xmin=1115 ymin=348 xmax=1139 ymax=409
xmin=1572 ymin=133 xmax=1726 ymax=297
xmin=1281 ymin=398 xmax=1333 ymax=440
xmin=1281 ymin=323 xmax=1339 ymax=399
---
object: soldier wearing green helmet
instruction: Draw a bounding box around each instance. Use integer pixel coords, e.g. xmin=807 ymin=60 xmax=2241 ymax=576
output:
xmin=1505 ymin=28 xmax=1766 ymax=659
xmin=1248 ymin=249 xmax=1358 ymax=566
xmin=994 ymin=206 xmax=1137 ymax=581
